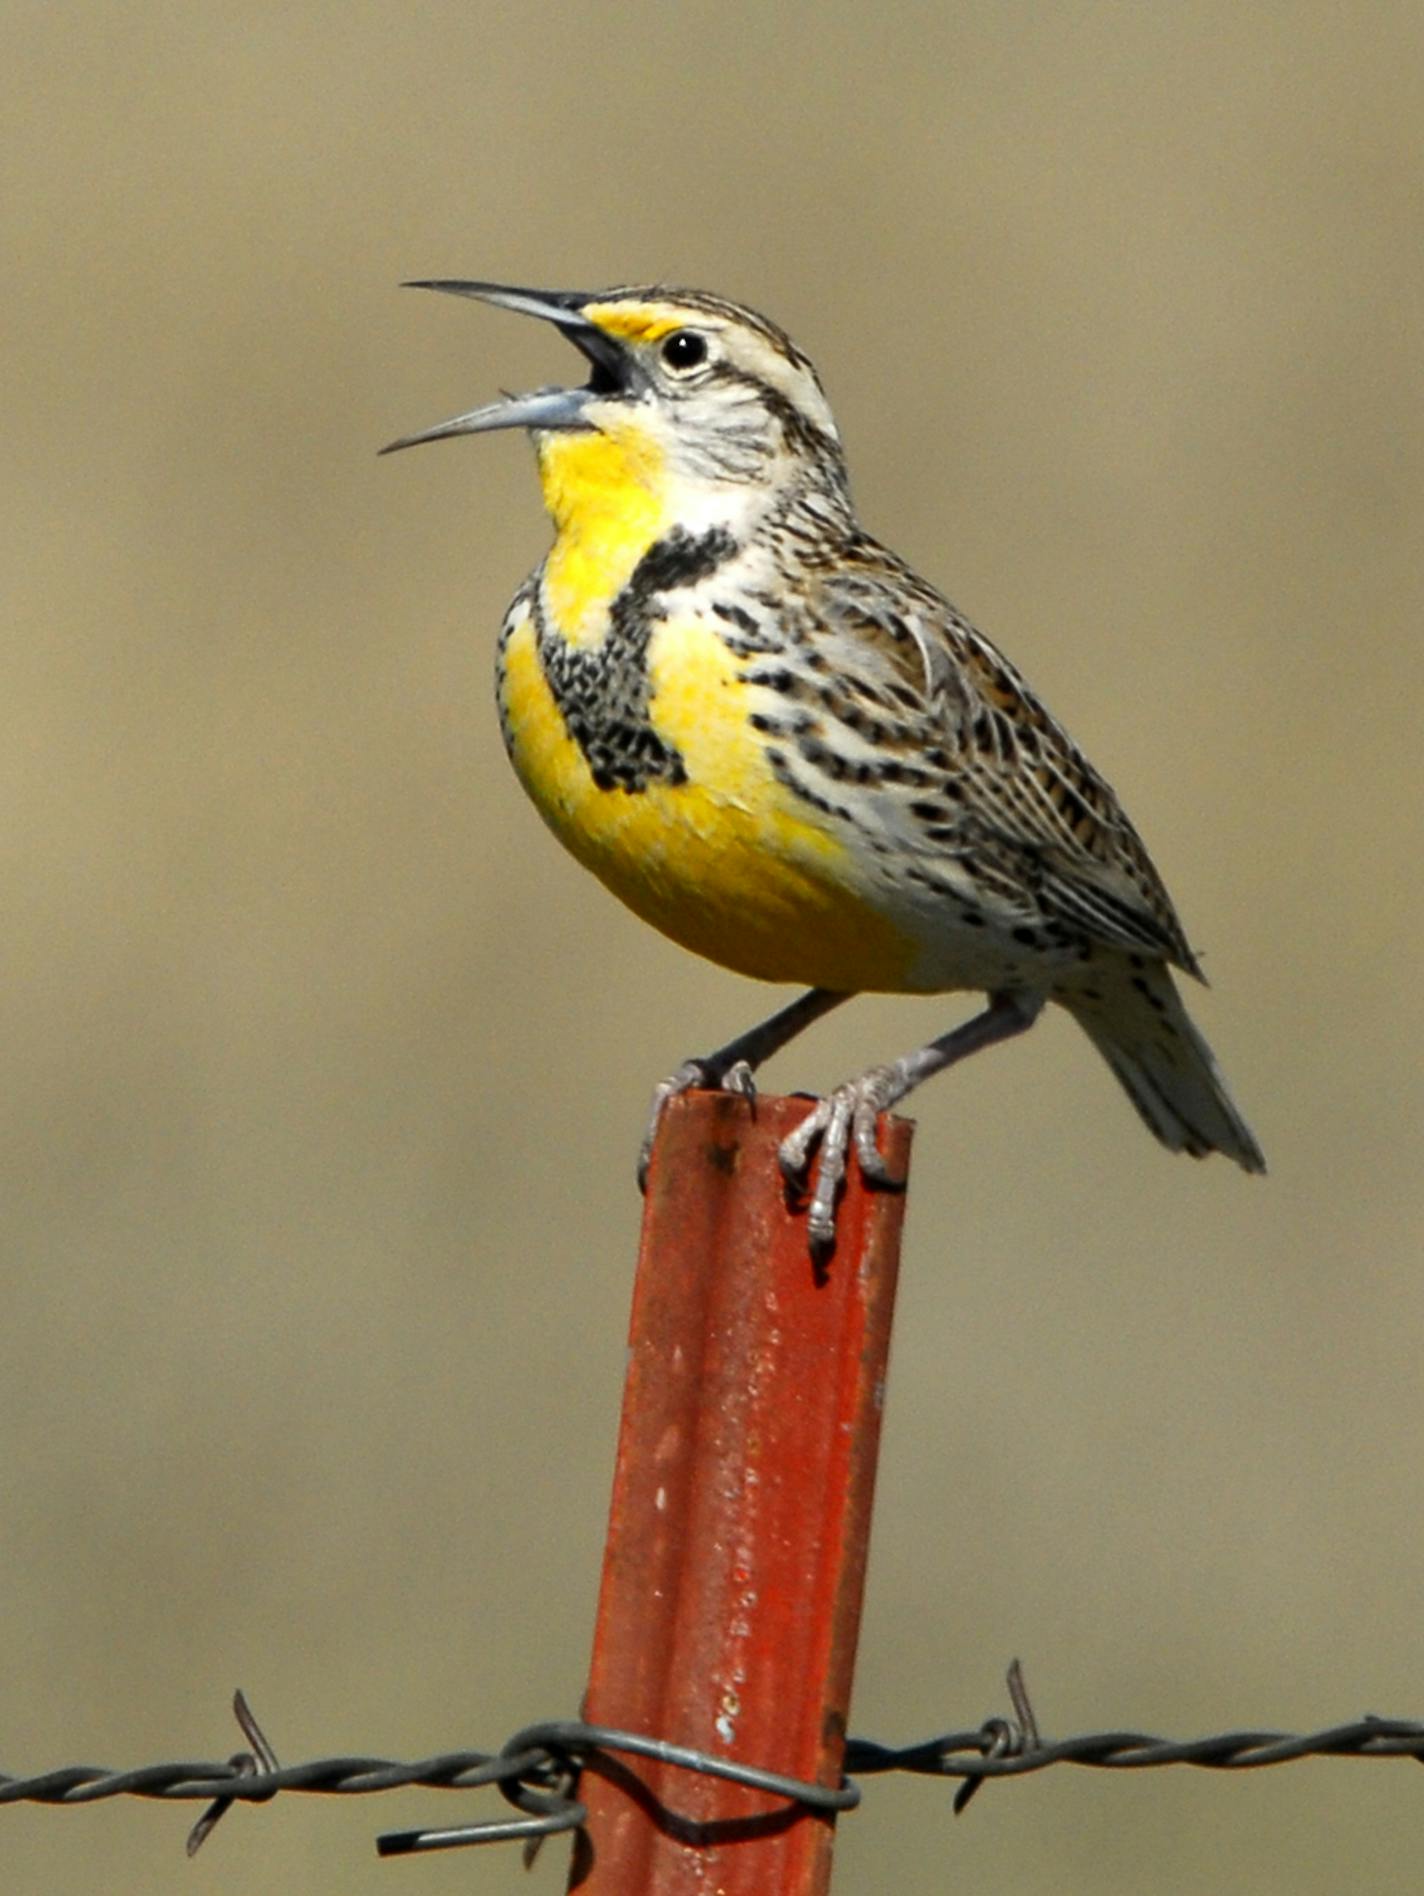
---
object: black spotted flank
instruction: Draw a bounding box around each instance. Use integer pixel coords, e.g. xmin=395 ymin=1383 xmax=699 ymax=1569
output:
xmin=535 ymin=526 xmax=737 ymax=794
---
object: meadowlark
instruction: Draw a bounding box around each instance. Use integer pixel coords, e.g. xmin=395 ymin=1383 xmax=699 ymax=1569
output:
xmin=384 ymin=281 xmax=1265 ymax=1248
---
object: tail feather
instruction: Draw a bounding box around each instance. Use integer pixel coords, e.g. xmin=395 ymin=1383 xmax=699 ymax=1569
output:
xmin=1066 ymin=963 xmax=1266 ymax=1174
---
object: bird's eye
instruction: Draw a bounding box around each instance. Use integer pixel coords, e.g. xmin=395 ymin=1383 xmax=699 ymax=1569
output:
xmin=660 ymin=330 xmax=708 ymax=374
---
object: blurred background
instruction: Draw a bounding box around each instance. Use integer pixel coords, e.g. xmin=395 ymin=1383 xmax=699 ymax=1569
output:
xmin=4 ymin=3 xmax=1422 ymax=1889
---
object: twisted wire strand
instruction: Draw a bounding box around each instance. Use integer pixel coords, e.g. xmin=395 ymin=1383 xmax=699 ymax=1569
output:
xmin=3 ymin=1671 xmax=1420 ymax=1861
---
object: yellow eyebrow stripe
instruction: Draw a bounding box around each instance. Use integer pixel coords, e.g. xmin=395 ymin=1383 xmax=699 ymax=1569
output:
xmin=583 ymin=304 xmax=690 ymax=345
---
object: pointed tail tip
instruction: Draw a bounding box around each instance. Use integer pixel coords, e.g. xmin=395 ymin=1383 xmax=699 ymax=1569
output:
xmin=1181 ymin=1117 xmax=1267 ymax=1175
xmin=1168 ymin=1104 xmax=1267 ymax=1178
xmin=1232 ymin=1131 xmax=1268 ymax=1177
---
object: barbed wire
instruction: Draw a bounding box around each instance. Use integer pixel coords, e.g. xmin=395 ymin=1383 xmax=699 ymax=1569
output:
xmin=3 ymin=1665 xmax=1421 ymax=1864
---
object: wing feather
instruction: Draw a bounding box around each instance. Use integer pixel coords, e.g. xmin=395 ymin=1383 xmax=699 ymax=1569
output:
xmin=803 ymin=540 xmax=1201 ymax=974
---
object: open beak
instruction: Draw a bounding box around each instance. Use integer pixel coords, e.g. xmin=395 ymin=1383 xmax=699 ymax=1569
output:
xmin=380 ymin=280 xmax=631 ymax=455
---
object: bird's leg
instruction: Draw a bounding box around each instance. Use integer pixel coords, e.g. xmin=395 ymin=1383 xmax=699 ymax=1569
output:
xmin=638 ymin=987 xmax=851 ymax=1189
xmin=780 ymin=990 xmax=1045 ymax=1251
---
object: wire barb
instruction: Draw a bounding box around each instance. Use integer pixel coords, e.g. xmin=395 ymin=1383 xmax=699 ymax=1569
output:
xmin=185 ymin=1690 xmax=281 ymax=1857
xmin=949 ymin=1659 xmax=1042 ymax=1815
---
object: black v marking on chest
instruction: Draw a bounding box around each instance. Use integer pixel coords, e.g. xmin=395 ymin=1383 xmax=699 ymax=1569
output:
xmin=532 ymin=525 xmax=737 ymax=793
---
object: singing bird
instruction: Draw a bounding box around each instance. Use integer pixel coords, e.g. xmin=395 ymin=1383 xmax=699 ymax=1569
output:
xmin=384 ymin=282 xmax=1264 ymax=1247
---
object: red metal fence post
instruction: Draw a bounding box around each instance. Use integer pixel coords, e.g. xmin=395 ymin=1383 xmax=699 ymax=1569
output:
xmin=570 ymin=1088 xmax=913 ymax=1894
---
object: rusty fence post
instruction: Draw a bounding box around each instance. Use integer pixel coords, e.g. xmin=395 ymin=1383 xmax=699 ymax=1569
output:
xmin=570 ymin=1089 xmax=913 ymax=1894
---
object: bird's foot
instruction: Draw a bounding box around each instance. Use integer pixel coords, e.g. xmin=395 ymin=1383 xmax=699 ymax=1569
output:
xmin=637 ymin=1056 xmax=757 ymax=1190
xmin=778 ymin=1065 xmax=902 ymax=1252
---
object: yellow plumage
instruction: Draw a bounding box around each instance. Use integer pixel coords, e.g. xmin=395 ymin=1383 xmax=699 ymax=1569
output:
xmin=502 ymin=388 xmax=916 ymax=989
xmin=499 ymin=608 xmax=914 ymax=989
xmin=537 ymin=425 xmax=668 ymax=648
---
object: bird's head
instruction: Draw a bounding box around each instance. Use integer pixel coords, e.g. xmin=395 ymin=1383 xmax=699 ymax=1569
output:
xmin=382 ymin=282 xmax=848 ymax=541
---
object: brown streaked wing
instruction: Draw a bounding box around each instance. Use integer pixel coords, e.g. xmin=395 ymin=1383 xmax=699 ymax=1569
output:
xmin=809 ymin=542 xmax=1201 ymax=976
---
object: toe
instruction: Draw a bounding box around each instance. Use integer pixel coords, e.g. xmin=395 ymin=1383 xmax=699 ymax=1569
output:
xmin=779 ymin=1099 xmax=829 ymax=1181
xmin=852 ymin=1097 xmax=896 ymax=1184
xmin=806 ymin=1089 xmax=854 ymax=1243
xmin=638 ymin=1060 xmax=709 ymax=1190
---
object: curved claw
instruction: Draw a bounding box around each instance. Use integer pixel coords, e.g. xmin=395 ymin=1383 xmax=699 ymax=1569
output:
xmin=721 ymin=1058 xmax=757 ymax=1101
xmin=638 ymin=1057 xmax=759 ymax=1192
xmin=638 ymin=1061 xmax=706 ymax=1190
xmin=778 ymin=1066 xmax=900 ymax=1251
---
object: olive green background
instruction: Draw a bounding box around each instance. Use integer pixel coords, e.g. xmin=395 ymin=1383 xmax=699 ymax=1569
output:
xmin=4 ymin=4 xmax=1422 ymax=1890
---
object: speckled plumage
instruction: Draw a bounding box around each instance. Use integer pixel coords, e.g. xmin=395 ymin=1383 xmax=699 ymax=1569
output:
xmin=389 ymin=279 xmax=1265 ymax=1245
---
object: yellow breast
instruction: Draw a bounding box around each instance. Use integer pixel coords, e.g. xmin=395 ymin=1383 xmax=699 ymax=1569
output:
xmin=496 ymin=607 xmax=915 ymax=991
xmin=536 ymin=422 xmax=669 ymax=646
